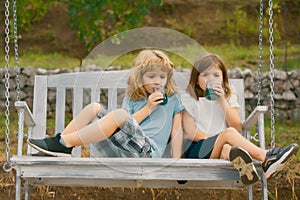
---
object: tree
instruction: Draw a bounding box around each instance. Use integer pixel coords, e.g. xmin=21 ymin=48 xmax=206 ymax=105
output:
xmin=16 ymin=0 xmax=55 ymax=31
xmin=15 ymin=0 xmax=162 ymax=51
xmin=68 ymin=0 xmax=162 ymax=51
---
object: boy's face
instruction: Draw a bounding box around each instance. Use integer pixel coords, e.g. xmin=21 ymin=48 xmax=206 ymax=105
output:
xmin=198 ymin=66 xmax=223 ymax=90
xmin=142 ymin=68 xmax=168 ymax=93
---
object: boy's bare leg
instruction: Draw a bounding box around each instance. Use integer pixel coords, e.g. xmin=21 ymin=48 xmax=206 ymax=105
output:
xmin=62 ymin=109 xmax=128 ymax=147
xmin=210 ymin=127 xmax=267 ymax=162
xmin=62 ymin=102 xmax=101 ymax=135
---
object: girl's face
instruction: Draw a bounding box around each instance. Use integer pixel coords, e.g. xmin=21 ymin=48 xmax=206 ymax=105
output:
xmin=142 ymin=68 xmax=168 ymax=93
xmin=198 ymin=66 xmax=223 ymax=90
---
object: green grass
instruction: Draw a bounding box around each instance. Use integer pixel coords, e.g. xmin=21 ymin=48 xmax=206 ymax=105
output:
xmin=97 ymin=44 xmax=300 ymax=71
xmin=1 ymin=44 xmax=299 ymax=71
xmin=0 ymin=51 xmax=80 ymax=70
xmin=206 ymin=44 xmax=300 ymax=71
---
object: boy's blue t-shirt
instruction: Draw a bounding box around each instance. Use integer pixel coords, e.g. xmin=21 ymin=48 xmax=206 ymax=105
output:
xmin=122 ymin=93 xmax=185 ymax=158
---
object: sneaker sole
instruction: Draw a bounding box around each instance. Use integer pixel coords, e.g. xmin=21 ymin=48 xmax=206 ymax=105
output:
xmin=265 ymin=144 xmax=298 ymax=178
xmin=230 ymin=146 xmax=259 ymax=185
xmin=31 ymin=151 xmax=52 ymax=157
xmin=27 ymin=138 xmax=72 ymax=157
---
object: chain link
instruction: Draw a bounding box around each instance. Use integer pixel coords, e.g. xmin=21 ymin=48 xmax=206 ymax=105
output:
xmin=257 ymin=0 xmax=264 ymax=106
xmin=3 ymin=0 xmax=13 ymax=172
xmin=254 ymin=0 xmax=264 ymax=141
xmin=13 ymin=0 xmax=21 ymax=101
xmin=268 ymin=0 xmax=276 ymax=148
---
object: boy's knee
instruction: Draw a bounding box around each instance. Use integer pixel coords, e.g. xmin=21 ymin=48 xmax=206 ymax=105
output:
xmin=112 ymin=109 xmax=128 ymax=127
xmin=88 ymin=102 xmax=102 ymax=115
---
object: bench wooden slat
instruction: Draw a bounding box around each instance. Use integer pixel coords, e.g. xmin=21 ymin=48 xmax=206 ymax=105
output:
xmin=11 ymin=156 xmax=264 ymax=189
xmin=55 ymin=87 xmax=66 ymax=133
xmin=32 ymin=76 xmax=48 ymax=139
xmin=91 ymin=88 xmax=100 ymax=102
xmin=26 ymin=179 xmax=242 ymax=189
xmin=47 ymin=71 xmax=129 ymax=88
xmin=108 ymin=88 xmax=117 ymax=111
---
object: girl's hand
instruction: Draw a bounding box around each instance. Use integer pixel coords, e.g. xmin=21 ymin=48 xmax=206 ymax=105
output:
xmin=146 ymin=92 xmax=163 ymax=110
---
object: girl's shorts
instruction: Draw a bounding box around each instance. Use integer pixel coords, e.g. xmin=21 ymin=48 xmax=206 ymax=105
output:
xmin=183 ymin=134 xmax=219 ymax=159
xmin=90 ymin=106 xmax=152 ymax=158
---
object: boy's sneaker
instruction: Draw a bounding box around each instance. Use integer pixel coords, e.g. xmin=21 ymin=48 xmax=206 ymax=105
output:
xmin=230 ymin=146 xmax=259 ymax=185
xmin=262 ymin=143 xmax=298 ymax=178
xmin=27 ymin=133 xmax=73 ymax=157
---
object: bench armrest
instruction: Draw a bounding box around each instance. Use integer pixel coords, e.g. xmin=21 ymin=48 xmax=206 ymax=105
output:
xmin=242 ymin=106 xmax=268 ymax=130
xmin=242 ymin=106 xmax=268 ymax=148
xmin=15 ymin=101 xmax=36 ymax=127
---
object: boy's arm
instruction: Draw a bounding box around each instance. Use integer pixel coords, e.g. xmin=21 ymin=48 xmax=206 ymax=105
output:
xmin=131 ymin=93 xmax=161 ymax=124
xmin=182 ymin=110 xmax=208 ymax=142
xmin=132 ymin=104 xmax=153 ymax=124
xmin=170 ymin=112 xmax=183 ymax=158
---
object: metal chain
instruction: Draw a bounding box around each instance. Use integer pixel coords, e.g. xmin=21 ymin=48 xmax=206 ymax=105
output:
xmin=13 ymin=0 xmax=21 ymax=101
xmin=254 ymin=0 xmax=264 ymax=142
xmin=3 ymin=0 xmax=13 ymax=172
xmin=268 ymin=0 xmax=276 ymax=148
xmin=257 ymin=0 xmax=264 ymax=106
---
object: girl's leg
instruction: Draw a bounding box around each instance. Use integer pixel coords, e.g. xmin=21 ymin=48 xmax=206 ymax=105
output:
xmin=62 ymin=109 xmax=128 ymax=147
xmin=210 ymin=127 xmax=267 ymax=162
xmin=219 ymin=144 xmax=231 ymax=160
xmin=62 ymin=102 xmax=102 ymax=135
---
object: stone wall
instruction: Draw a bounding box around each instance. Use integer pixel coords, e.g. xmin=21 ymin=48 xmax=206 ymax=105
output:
xmin=1 ymin=67 xmax=299 ymax=120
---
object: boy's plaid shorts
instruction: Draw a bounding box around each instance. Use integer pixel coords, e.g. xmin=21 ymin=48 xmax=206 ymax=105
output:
xmin=90 ymin=106 xmax=152 ymax=158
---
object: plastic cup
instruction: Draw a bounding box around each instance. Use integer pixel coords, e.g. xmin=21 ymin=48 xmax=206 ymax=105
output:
xmin=205 ymin=80 xmax=219 ymax=101
xmin=153 ymin=86 xmax=168 ymax=105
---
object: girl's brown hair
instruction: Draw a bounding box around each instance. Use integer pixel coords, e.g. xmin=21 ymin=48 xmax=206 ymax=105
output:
xmin=186 ymin=53 xmax=231 ymax=100
xmin=126 ymin=50 xmax=177 ymax=101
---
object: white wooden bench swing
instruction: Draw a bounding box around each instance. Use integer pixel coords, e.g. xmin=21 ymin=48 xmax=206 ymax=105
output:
xmin=2 ymin=1 xmax=278 ymax=200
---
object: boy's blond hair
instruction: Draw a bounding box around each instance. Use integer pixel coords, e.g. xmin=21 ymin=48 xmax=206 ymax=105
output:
xmin=126 ymin=50 xmax=177 ymax=101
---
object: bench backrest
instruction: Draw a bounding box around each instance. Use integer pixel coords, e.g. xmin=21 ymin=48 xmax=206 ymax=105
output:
xmin=31 ymin=70 xmax=245 ymax=156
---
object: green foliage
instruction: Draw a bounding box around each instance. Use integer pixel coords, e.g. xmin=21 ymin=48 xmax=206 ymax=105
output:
xmin=224 ymin=6 xmax=253 ymax=45
xmin=12 ymin=0 xmax=162 ymax=51
xmin=16 ymin=0 xmax=55 ymax=31
xmin=67 ymin=0 xmax=162 ymax=51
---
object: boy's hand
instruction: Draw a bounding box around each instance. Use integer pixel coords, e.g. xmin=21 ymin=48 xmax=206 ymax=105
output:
xmin=147 ymin=92 xmax=163 ymax=110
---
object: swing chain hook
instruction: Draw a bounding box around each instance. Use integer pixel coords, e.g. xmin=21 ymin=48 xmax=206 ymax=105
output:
xmin=251 ymin=132 xmax=260 ymax=143
xmin=3 ymin=0 xmax=13 ymax=172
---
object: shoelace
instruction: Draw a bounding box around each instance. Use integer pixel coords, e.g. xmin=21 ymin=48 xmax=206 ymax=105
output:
xmin=267 ymin=147 xmax=283 ymax=156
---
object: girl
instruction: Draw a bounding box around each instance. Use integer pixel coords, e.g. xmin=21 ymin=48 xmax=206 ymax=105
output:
xmin=181 ymin=53 xmax=298 ymax=185
xmin=28 ymin=50 xmax=184 ymax=159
